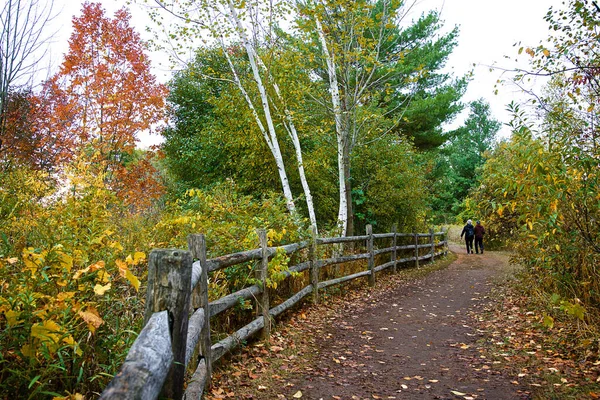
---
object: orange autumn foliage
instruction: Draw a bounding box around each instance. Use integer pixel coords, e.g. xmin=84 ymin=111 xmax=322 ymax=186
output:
xmin=43 ymin=2 xmax=168 ymax=209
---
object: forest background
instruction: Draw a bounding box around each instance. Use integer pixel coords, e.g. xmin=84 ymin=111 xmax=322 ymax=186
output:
xmin=0 ymin=0 xmax=598 ymax=398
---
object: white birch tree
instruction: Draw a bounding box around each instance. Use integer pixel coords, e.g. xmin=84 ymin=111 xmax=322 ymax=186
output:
xmin=149 ymin=0 xmax=318 ymax=231
xmin=296 ymin=0 xmax=420 ymax=236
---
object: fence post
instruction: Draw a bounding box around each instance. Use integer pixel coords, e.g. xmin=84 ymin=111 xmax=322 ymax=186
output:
xmin=310 ymin=225 xmax=319 ymax=304
xmin=442 ymin=226 xmax=448 ymax=256
xmin=367 ymin=224 xmax=375 ymax=286
xmin=257 ymin=229 xmax=271 ymax=340
xmin=430 ymin=228 xmax=435 ymax=262
xmin=391 ymin=223 xmax=397 ymax=274
xmin=413 ymin=228 xmax=419 ymax=268
xmin=144 ymin=249 xmax=192 ymax=400
xmin=187 ymin=234 xmax=212 ymax=390
xmin=442 ymin=227 xmax=449 ymax=256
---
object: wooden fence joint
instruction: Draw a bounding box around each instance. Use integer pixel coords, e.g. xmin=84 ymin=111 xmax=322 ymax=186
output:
xmin=144 ymin=248 xmax=193 ymax=400
xmin=257 ymin=229 xmax=271 ymax=340
xmin=367 ymin=224 xmax=375 ymax=286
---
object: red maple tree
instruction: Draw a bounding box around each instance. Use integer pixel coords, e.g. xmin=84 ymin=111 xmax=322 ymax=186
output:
xmin=44 ymin=1 xmax=168 ymax=209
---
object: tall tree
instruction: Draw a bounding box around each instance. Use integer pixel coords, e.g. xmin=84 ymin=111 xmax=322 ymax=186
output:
xmin=46 ymin=2 xmax=168 ymax=208
xmin=0 ymin=0 xmax=57 ymax=163
xmin=447 ymin=100 xmax=499 ymax=209
xmin=150 ymin=0 xmax=319 ymax=231
xmin=294 ymin=0 xmax=465 ymax=235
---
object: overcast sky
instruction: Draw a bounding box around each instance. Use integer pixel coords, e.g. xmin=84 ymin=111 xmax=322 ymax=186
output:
xmin=49 ymin=0 xmax=565 ymax=145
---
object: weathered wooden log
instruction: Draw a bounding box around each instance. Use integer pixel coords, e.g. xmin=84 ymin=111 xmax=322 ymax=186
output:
xmin=396 ymin=256 xmax=414 ymax=264
xmin=270 ymin=285 xmax=313 ymax=317
xmin=416 ymin=233 xmax=431 ymax=238
xmin=372 ymin=232 xmax=395 ymax=239
xmin=99 ymin=311 xmax=172 ymax=400
xmin=207 ymin=248 xmax=268 ymax=272
xmin=318 ymin=270 xmax=371 ymax=289
xmin=144 ymin=249 xmax=192 ymax=400
xmin=280 ymin=241 xmax=309 ymax=254
xmin=206 ymin=242 xmax=308 ymax=272
xmin=211 ymin=284 xmax=313 ymax=363
xmin=367 ymin=225 xmax=375 ymax=286
xmin=183 ymin=358 xmax=207 ymax=400
xmin=430 ymin=228 xmax=435 ymax=262
xmin=414 ymin=230 xmax=419 ymax=269
xmin=373 ymin=246 xmax=395 ymax=256
xmin=209 ymin=285 xmax=262 ymax=317
xmin=417 ymin=243 xmax=433 ymax=250
xmin=391 ymin=224 xmax=397 ymax=274
xmin=374 ymin=260 xmax=394 ymax=273
xmin=419 ymin=253 xmax=433 ymax=261
xmin=316 ymin=235 xmax=368 ymax=245
xmin=310 ymin=225 xmax=319 ymax=304
xmin=189 ymin=261 xmax=203 ymax=309
xmin=257 ymin=229 xmax=271 ymax=339
xmin=211 ymin=317 xmax=264 ymax=362
xmin=395 ymin=244 xmax=416 ymax=251
xmin=289 ymin=260 xmax=311 ymax=274
xmin=208 ymin=258 xmax=313 ymax=318
xmin=187 ymin=234 xmax=212 ymax=390
xmin=185 ymin=308 xmax=205 ymax=367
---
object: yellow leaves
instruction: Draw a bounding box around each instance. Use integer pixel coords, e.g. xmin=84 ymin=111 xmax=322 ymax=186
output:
xmin=97 ymin=270 xmax=110 ymax=283
xmin=22 ymin=247 xmax=46 ymax=276
xmin=23 ymin=319 xmax=82 ymax=358
xmin=125 ymin=270 xmax=140 ymax=291
xmin=78 ymin=307 xmax=104 ymax=333
xmin=57 ymin=252 xmax=73 ymax=273
xmin=93 ymin=282 xmax=111 ymax=295
xmin=57 ymin=292 xmax=76 ymax=302
xmin=125 ymin=251 xmax=146 ymax=266
xmin=73 ymin=260 xmax=105 ymax=280
xmin=30 ymin=320 xmax=61 ymax=351
xmin=116 ymin=253 xmax=144 ymax=291
xmin=5 ymin=309 xmax=22 ymax=326
xmin=543 ymin=49 xmax=550 ymax=57
xmin=525 ymin=48 xmax=535 ymax=57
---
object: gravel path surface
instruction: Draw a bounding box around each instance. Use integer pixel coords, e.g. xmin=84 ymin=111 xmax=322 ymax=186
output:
xmin=277 ymin=244 xmax=531 ymax=400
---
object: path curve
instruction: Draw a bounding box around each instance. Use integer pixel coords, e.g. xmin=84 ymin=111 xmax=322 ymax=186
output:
xmin=277 ymin=244 xmax=531 ymax=400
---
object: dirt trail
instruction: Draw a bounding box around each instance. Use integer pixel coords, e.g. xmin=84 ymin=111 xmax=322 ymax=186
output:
xmin=274 ymin=245 xmax=531 ymax=400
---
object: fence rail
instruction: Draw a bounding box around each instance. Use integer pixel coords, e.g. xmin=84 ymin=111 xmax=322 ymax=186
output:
xmin=100 ymin=225 xmax=448 ymax=400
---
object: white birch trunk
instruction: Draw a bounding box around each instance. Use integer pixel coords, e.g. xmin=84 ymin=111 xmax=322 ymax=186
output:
xmin=315 ymin=16 xmax=348 ymax=236
xmin=222 ymin=2 xmax=297 ymax=215
xmin=255 ymin=56 xmax=319 ymax=233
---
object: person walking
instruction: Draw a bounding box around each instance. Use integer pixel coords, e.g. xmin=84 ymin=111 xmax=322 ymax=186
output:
xmin=460 ymin=219 xmax=475 ymax=254
xmin=474 ymin=220 xmax=485 ymax=254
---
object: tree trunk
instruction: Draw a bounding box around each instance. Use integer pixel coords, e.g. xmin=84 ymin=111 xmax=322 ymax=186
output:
xmin=315 ymin=15 xmax=348 ymax=236
xmin=215 ymin=5 xmax=297 ymax=215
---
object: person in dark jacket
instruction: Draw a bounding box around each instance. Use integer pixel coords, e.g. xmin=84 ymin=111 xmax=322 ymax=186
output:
xmin=474 ymin=220 xmax=485 ymax=254
xmin=460 ymin=219 xmax=475 ymax=254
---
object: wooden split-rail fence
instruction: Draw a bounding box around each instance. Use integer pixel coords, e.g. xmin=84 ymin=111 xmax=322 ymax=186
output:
xmin=99 ymin=224 xmax=448 ymax=400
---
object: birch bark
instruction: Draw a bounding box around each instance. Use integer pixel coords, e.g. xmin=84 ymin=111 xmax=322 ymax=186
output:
xmin=315 ymin=15 xmax=348 ymax=236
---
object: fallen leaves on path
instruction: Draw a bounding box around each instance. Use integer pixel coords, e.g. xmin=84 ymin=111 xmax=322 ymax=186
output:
xmin=471 ymin=280 xmax=600 ymax=399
